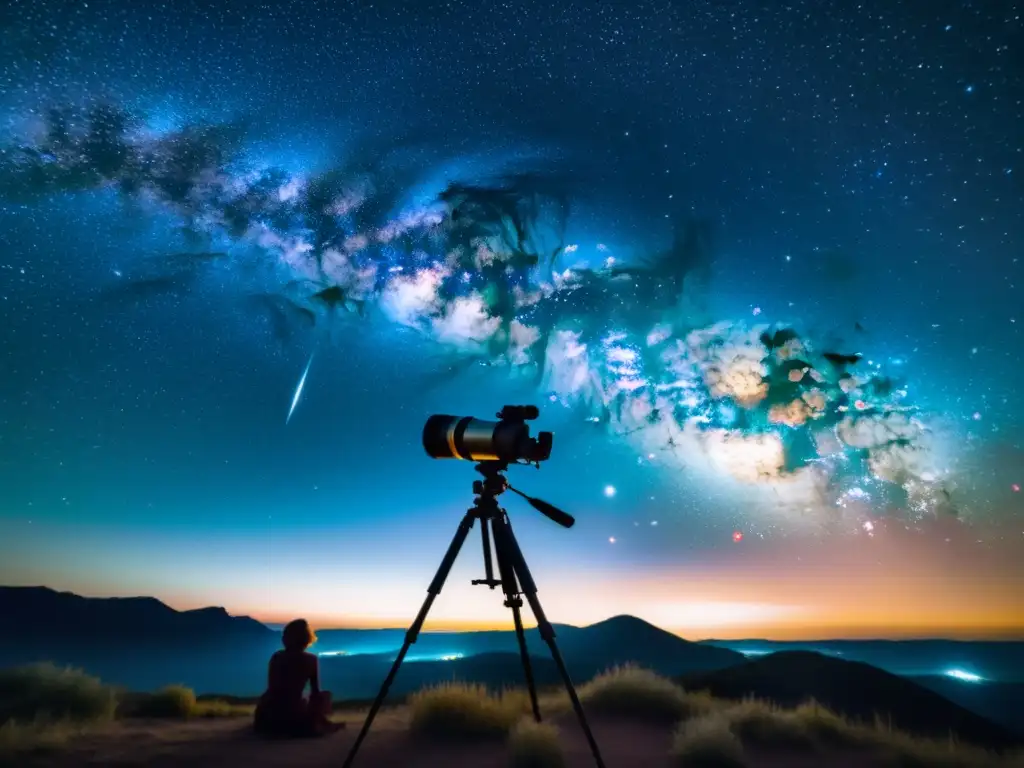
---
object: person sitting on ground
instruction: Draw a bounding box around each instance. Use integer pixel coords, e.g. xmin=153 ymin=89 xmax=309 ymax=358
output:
xmin=254 ymin=618 xmax=340 ymax=737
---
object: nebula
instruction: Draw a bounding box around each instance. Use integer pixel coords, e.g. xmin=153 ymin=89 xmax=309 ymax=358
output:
xmin=0 ymin=104 xmax=958 ymax=530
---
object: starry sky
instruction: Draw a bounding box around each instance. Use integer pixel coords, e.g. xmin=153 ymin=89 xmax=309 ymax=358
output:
xmin=1 ymin=0 xmax=1022 ymax=641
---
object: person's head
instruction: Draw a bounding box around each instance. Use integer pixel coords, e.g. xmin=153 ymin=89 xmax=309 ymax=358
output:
xmin=282 ymin=618 xmax=317 ymax=652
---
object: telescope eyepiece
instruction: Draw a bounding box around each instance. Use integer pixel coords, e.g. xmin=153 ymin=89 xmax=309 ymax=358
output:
xmin=497 ymin=404 xmax=539 ymax=421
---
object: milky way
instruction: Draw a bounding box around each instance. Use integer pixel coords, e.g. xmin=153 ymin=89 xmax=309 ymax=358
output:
xmin=0 ymin=104 xmax=965 ymax=532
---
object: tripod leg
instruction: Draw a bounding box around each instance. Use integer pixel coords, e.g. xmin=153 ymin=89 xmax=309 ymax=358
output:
xmin=342 ymin=510 xmax=476 ymax=768
xmin=491 ymin=518 xmax=542 ymax=722
xmin=503 ymin=521 xmax=607 ymax=768
xmin=510 ymin=598 xmax=542 ymax=721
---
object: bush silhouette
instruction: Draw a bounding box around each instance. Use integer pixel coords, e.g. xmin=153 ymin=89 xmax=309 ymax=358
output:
xmin=132 ymin=685 xmax=197 ymax=718
xmin=0 ymin=664 xmax=116 ymax=725
xmin=507 ymin=717 xmax=566 ymax=768
xmin=408 ymin=683 xmax=529 ymax=742
xmin=671 ymin=713 xmax=748 ymax=768
xmin=578 ymin=665 xmax=711 ymax=723
xmin=722 ymin=698 xmax=817 ymax=750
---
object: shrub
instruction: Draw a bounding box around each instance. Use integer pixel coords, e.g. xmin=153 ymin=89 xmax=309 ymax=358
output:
xmin=721 ymin=698 xmax=1002 ymax=768
xmin=507 ymin=717 xmax=566 ymax=768
xmin=408 ymin=683 xmax=529 ymax=742
xmin=578 ymin=665 xmax=709 ymax=723
xmin=862 ymin=726 xmax=999 ymax=768
xmin=132 ymin=685 xmax=197 ymax=719
xmin=723 ymin=698 xmax=816 ymax=750
xmin=191 ymin=699 xmax=253 ymax=718
xmin=0 ymin=664 xmax=116 ymax=725
xmin=670 ymin=714 xmax=748 ymax=768
xmin=789 ymin=699 xmax=868 ymax=748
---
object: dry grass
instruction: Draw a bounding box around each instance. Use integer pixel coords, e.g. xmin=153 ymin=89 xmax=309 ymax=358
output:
xmin=0 ymin=664 xmax=119 ymax=766
xmin=0 ymin=665 xmax=252 ymax=765
xmin=407 ymin=682 xmax=533 ymax=742
xmin=123 ymin=686 xmax=253 ymax=720
xmin=577 ymin=665 xmax=714 ymax=723
xmin=789 ymin=699 xmax=875 ymax=748
xmin=858 ymin=720 xmax=1020 ymax=768
xmin=507 ymin=717 xmax=566 ymax=768
xmin=711 ymin=696 xmax=1024 ymax=768
xmin=130 ymin=685 xmax=197 ymax=718
xmin=191 ymin=699 xmax=254 ymax=718
xmin=670 ymin=713 xmax=748 ymax=768
xmin=0 ymin=663 xmax=117 ymax=725
xmin=4 ymin=663 xmax=1024 ymax=768
xmin=720 ymin=698 xmax=817 ymax=750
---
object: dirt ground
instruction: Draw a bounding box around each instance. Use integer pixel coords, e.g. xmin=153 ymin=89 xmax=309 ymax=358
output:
xmin=15 ymin=710 xmax=894 ymax=768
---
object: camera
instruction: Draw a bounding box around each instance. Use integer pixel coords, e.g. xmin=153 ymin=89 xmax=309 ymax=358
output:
xmin=422 ymin=405 xmax=554 ymax=463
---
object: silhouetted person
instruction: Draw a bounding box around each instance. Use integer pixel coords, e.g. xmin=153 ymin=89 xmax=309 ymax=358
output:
xmin=254 ymin=619 xmax=339 ymax=737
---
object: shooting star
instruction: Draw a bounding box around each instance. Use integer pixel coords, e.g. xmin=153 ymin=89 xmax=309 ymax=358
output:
xmin=286 ymin=352 xmax=315 ymax=425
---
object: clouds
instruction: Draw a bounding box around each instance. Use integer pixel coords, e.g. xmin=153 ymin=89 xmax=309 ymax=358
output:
xmin=431 ymin=294 xmax=502 ymax=349
xmin=684 ymin=323 xmax=771 ymax=407
xmin=533 ymin=315 xmax=952 ymax=523
xmin=379 ymin=266 xmax=447 ymax=329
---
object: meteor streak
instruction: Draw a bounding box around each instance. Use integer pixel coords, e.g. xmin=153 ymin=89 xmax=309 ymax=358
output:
xmin=286 ymin=352 xmax=315 ymax=425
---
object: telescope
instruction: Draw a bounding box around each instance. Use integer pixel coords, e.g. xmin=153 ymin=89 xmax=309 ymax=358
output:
xmin=343 ymin=404 xmax=606 ymax=768
xmin=422 ymin=404 xmax=553 ymax=464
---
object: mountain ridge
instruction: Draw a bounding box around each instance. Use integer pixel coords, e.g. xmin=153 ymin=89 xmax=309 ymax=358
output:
xmin=700 ymin=636 xmax=1024 ymax=683
xmin=0 ymin=586 xmax=742 ymax=694
xmin=2 ymin=585 xmax=1022 ymax=748
xmin=0 ymin=585 xmax=274 ymax=649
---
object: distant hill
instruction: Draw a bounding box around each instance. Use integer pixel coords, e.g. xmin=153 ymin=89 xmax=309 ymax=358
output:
xmin=0 ymin=586 xmax=278 ymax=694
xmin=549 ymin=615 xmax=745 ymax=676
xmin=312 ymin=615 xmax=745 ymax=680
xmin=313 ymin=618 xmax=744 ymax=699
xmin=682 ymin=650 xmax=1022 ymax=750
xmin=700 ymin=638 xmax=1024 ymax=683
xmin=313 ymin=615 xmax=744 ymax=699
xmin=0 ymin=586 xmax=274 ymax=653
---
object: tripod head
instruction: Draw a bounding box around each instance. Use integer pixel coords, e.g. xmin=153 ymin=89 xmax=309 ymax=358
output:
xmin=471 ymin=461 xmax=575 ymax=528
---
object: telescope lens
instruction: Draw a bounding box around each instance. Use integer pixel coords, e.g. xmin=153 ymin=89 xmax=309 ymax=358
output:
xmin=422 ymin=413 xmax=534 ymax=462
xmin=422 ymin=414 xmax=461 ymax=459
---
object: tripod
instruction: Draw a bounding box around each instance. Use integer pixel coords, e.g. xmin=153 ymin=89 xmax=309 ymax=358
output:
xmin=341 ymin=461 xmax=606 ymax=768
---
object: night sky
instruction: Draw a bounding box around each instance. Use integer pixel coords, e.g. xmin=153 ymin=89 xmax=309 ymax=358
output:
xmin=1 ymin=0 xmax=1022 ymax=640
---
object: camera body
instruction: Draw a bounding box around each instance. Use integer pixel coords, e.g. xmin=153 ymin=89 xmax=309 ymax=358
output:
xmin=422 ymin=405 xmax=553 ymax=464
